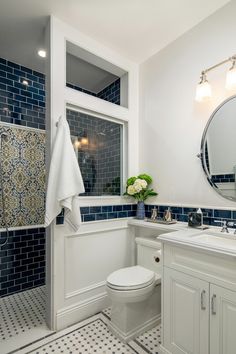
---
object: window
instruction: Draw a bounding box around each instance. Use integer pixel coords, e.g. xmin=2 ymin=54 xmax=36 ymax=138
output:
xmin=66 ymin=41 xmax=128 ymax=107
xmin=67 ymin=108 xmax=125 ymax=196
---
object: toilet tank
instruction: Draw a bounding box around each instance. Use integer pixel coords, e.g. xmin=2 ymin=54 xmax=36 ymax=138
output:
xmin=135 ymin=237 xmax=162 ymax=275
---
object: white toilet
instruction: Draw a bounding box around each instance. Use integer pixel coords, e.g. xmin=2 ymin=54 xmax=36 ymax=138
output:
xmin=106 ymin=237 xmax=162 ymax=342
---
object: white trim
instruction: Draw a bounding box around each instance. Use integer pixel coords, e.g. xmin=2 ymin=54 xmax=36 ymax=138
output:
xmin=56 ymin=292 xmax=109 ymax=330
xmin=149 ymin=201 xmax=236 ymax=211
xmin=65 ymin=281 xmax=106 ymax=299
xmin=64 ymin=223 xmax=129 ymax=238
xmin=107 ymin=313 xmax=161 ymax=343
xmin=0 ymin=224 xmax=44 ymax=232
xmin=66 ymin=103 xmax=127 ymax=125
xmin=0 ymin=121 xmax=45 ymax=133
xmin=159 ymin=345 xmax=172 ymax=354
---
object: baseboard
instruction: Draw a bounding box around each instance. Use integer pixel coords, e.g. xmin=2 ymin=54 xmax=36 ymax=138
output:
xmin=56 ymin=292 xmax=110 ymax=330
xmin=107 ymin=313 xmax=161 ymax=343
xmin=159 ymin=344 xmax=172 ymax=354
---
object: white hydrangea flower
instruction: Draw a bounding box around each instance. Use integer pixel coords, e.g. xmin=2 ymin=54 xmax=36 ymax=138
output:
xmin=127 ymin=185 xmax=136 ymax=195
xmin=133 ymin=178 xmax=147 ymax=192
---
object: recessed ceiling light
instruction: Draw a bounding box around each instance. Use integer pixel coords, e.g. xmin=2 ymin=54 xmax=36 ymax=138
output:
xmin=38 ymin=49 xmax=46 ymax=58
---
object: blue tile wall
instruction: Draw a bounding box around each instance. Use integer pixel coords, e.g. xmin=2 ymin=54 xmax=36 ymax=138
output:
xmin=67 ymin=78 xmax=120 ymax=106
xmin=0 ymin=57 xmax=46 ymax=298
xmin=0 ymin=57 xmax=45 ymax=130
xmin=211 ymin=174 xmax=235 ymax=183
xmin=56 ymin=203 xmax=236 ymax=227
xmin=56 ymin=204 xmax=137 ymax=225
xmin=0 ymin=228 xmax=45 ymax=297
xmin=97 ymin=78 xmax=120 ymax=105
xmin=145 ymin=204 xmax=236 ymax=227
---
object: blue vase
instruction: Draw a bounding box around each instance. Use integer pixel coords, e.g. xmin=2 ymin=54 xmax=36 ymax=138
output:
xmin=136 ymin=201 xmax=145 ymax=220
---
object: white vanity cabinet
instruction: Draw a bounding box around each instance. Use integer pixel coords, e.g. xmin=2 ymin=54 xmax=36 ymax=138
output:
xmin=161 ymin=243 xmax=236 ymax=354
xmin=163 ymin=268 xmax=209 ymax=354
xmin=210 ymin=284 xmax=236 ymax=354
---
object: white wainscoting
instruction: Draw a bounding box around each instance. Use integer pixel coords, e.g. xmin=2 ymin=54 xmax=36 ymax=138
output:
xmin=54 ymin=219 xmax=135 ymax=330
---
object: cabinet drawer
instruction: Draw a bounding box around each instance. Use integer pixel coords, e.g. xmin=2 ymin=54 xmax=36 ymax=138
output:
xmin=163 ymin=243 xmax=236 ymax=291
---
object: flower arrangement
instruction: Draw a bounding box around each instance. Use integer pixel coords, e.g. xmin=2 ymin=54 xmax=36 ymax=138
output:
xmin=124 ymin=174 xmax=158 ymax=201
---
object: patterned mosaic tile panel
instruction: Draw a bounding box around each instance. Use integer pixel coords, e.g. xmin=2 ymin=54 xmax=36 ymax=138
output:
xmin=0 ymin=286 xmax=46 ymax=341
xmin=0 ymin=124 xmax=45 ymax=227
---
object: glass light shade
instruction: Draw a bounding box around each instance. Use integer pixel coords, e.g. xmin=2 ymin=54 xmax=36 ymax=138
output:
xmin=225 ymin=67 xmax=236 ymax=90
xmin=195 ymin=80 xmax=212 ymax=102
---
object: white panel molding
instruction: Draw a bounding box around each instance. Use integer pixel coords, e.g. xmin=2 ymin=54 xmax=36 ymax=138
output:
xmin=64 ymin=224 xmax=129 ymax=239
xmin=56 ymin=292 xmax=109 ymax=330
xmin=65 ymin=281 xmax=106 ymax=299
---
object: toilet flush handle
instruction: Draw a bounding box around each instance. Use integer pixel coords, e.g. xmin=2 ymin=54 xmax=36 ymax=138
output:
xmin=153 ymin=250 xmax=161 ymax=263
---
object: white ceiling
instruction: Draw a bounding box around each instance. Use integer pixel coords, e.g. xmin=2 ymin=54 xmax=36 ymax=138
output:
xmin=0 ymin=0 xmax=230 ymax=73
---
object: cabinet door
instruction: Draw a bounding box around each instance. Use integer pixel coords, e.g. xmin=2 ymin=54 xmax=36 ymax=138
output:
xmin=210 ymin=284 xmax=236 ymax=354
xmin=163 ymin=268 xmax=209 ymax=354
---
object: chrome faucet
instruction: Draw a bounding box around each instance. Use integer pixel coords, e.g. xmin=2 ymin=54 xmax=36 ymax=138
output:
xmin=214 ymin=219 xmax=229 ymax=233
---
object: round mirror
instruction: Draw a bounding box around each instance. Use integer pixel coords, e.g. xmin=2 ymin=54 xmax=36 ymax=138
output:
xmin=201 ymin=95 xmax=236 ymax=201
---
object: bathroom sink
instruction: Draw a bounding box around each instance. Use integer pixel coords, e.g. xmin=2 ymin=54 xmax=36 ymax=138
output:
xmin=193 ymin=233 xmax=236 ymax=251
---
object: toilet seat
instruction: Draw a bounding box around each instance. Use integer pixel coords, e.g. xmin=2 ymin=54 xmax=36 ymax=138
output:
xmin=107 ymin=265 xmax=155 ymax=291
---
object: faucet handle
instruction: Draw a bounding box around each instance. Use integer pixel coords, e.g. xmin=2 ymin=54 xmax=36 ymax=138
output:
xmin=213 ymin=219 xmax=229 ymax=233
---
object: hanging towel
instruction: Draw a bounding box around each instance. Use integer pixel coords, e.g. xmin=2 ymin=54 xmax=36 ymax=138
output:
xmin=45 ymin=116 xmax=85 ymax=231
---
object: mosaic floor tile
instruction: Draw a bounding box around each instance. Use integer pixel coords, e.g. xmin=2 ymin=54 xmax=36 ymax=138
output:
xmin=133 ymin=324 xmax=162 ymax=354
xmin=26 ymin=318 xmax=138 ymax=354
xmin=0 ymin=286 xmax=46 ymax=342
xmin=1 ymin=292 xmax=161 ymax=354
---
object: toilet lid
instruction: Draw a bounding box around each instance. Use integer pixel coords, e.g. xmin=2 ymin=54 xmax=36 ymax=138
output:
xmin=107 ymin=266 xmax=155 ymax=291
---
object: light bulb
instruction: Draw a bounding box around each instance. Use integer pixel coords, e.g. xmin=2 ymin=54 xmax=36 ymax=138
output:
xmin=38 ymin=49 xmax=46 ymax=58
xmin=81 ymin=137 xmax=88 ymax=145
xmin=225 ymin=61 xmax=236 ymax=90
xmin=195 ymin=72 xmax=212 ymax=102
xmin=74 ymin=140 xmax=81 ymax=149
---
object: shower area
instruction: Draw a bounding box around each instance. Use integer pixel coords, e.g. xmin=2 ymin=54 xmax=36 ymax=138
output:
xmin=0 ymin=57 xmax=50 ymax=353
xmin=0 ymin=49 xmax=123 ymax=352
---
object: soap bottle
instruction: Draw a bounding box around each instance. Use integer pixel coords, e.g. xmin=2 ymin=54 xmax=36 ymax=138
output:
xmin=163 ymin=207 xmax=172 ymax=222
xmin=197 ymin=208 xmax=203 ymax=226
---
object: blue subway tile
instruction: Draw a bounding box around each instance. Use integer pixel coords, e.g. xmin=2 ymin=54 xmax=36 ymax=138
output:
xmin=95 ymin=213 xmax=108 ymax=221
xmin=113 ymin=205 xmax=123 ymax=212
xmin=90 ymin=206 xmax=101 ymax=214
xmin=102 ymin=206 xmax=112 ymax=213
xmin=117 ymin=211 xmax=128 ymax=218
xmin=123 ymin=204 xmax=132 ymax=211
xmin=80 ymin=207 xmax=90 ymax=214
xmin=84 ymin=214 xmax=96 ymax=222
xmin=213 ymin=209 xmax=231 ymax=219
xmin=107 ymin=212 xmax=118 ymax=219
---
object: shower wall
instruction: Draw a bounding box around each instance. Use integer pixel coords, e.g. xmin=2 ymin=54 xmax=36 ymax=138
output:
xmin=0 ymin=57 xmax=46 ymax=297
xmin=67 ymin=78 xmax=120 ymax=105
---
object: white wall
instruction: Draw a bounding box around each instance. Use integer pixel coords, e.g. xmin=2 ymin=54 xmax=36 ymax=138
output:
xmin=139 ymin=1 xmax=236 ymax=209
xmin=46 ymin=16 xmax=139 ymax=330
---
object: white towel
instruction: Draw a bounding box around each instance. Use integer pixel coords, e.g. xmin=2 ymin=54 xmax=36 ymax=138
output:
xmin=45 ymin=116 xmax=85 ymax=231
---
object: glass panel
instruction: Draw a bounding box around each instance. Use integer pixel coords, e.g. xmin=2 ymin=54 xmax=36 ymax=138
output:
xmin=67 ymin=108 xmax=123 ymax=196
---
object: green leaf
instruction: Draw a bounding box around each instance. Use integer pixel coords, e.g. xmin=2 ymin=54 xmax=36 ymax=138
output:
xmin=137 ymin=174 xmax=152 ymax=184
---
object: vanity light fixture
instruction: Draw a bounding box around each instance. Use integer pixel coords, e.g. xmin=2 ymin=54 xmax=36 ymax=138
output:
xmin=196 ymin=54 xmax=236 ymax=102
xmin=195 ymin=72 xmax=212 ymax=102
xmin=226 ymin=57 xmax=236 ymax=90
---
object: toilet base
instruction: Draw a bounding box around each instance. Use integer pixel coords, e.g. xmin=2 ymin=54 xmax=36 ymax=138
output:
xmin=107 ymin=284 xmax=161 ymax=342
